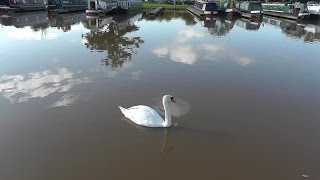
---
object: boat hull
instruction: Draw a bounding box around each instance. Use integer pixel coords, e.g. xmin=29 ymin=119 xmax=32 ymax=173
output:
xmin=262 ymin=11 xmax=309 ymax=20
xmin=46 ymin=0 xmax=88 ymax=13
xmin=0 ymin=4 xmax=46 ymax=12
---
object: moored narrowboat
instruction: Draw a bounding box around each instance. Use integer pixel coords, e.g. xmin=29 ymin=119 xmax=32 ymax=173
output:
xmin=46 ymin=0 xmax=88 ymax=13
xmin=85 ymin=0 xmax=118 ymax=16
xmin=194 ymin=0 xmax=218 ymax=15
xmin=0 ymin=0 xmax=46 ymax=12
xmin=235 ymin=1 xmax=263 ymax=18
xmin=114 ymin=0 xmax=142 ymax=14
xmin=262 ymin=2 xmax=309 ymax=20
xmin=220 ymin=0 xmax=236 ymax=15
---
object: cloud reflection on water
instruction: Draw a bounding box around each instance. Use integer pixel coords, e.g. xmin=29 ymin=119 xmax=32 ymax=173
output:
xmin=0 ymin=68 xmax=91 ymax=104
xmin=7 ymin=27 xmax=59 ymax=41
xmin=50 ymin=93 xmax=80 ymax=107
xmin=170 ymin=46 xmax=197 ymax=65
xmin=176 ymin=29 xmax=205 ymax=43
xmin=152 ymin=28 xmax=254 ymax=66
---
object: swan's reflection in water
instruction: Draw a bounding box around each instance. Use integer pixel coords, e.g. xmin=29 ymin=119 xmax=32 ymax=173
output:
xmin=120 ymin=121 xmax=176 ymax=153
xmin=161 ymin=128 xmax=175 ymax=153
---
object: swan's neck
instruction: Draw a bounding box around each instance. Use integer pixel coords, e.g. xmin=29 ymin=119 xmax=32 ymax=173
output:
xmin=162 ymin=98 xmax=172 ymax=127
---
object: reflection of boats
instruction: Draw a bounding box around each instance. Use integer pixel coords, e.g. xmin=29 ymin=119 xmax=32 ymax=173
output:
xmin=191 ymin=11 xmax=236 ymax=36
xmin=224 ymin=16 xmax=237 ymax=30
xmin=82 ymin=13 xmax=144 ymax=69
xmin=201 ymin=17 xmax=217 ymax=28
xmin=263 ymin=15 xmax=320 ymax=42
xmin=262 ymin=2 xmax=309 ymax=20
xmin=85 ymin=0 xmax=118 ymax=16
xmin=190 ymin=12 xmax=217 ymax=27
xmin=236 ymin=17 xmax=261 ymax=30
xmin=304 ymin=23 xmax=320 ymax=42
xmin=194 ymin=0 xmax=218 ymax=15
xmin=263 ymin=15 xmax=305 ymax=38
xmin=46 ymin=0 xmax=88 ymax=13
xmin=83 ymin=15 xmax=113 ymax=29
xmin=0 ymin=11 xmax=48 ymax=28
xmin=47 ymin=12 xmax=86 ymax=31
xmin=0 ymin=0 xmax=46 ymax=12
xmin=307 ymin=2 xmax=320 ymax=17
xmin=305 ymin=23 xmax=320 ymax=33
xmin=0 ymin=11 xmax=88 ymax=31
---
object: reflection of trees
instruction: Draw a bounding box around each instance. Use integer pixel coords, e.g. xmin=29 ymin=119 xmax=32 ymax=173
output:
xmin=281 ymin=22 xmax=320 ymax=43
xmin=304 ymin=31 xmax=320 ymax=43
xmin=143 ymin=10 xmax=197 ymax=26
xmin=198 ymin=16 xmax=236 ymax=37
xmin=208 ymin=18 xmax=234 ymax=37
xmin=30 ymin=23 xmax=50 ymax=31
xmin=280 ymin=22 xmax=304 ymax=39
xmin=82 ymin=14 xmax=144 ymax=69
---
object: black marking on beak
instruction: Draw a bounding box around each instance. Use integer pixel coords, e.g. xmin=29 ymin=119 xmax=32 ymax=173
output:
xmin=170 ymin=97 xmax=176 ymax=103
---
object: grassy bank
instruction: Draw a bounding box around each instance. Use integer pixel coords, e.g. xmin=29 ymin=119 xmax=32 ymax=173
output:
xmin=142 ymin=3 xmax=192 ymax=10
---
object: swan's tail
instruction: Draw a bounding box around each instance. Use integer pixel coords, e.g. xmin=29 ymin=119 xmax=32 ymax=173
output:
xmin=118 ymin=106 xmax=126 ymax=114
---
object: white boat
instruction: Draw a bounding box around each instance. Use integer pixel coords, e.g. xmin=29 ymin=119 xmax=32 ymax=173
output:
xmin=307 ymin=1 xmax=320 ymax=16
xmin=85 ymin=0 xmax=141 ymax=16
xmin=86 ymin=0 xmax=118 ymax=16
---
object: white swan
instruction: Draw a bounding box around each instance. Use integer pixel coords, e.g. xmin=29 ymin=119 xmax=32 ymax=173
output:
xmin=119 ymin=95 xmax=176 ymax=127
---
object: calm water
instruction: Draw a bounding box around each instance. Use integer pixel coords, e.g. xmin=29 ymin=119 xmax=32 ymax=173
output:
xmin=0 ymin=11 xmax=320 ymax=180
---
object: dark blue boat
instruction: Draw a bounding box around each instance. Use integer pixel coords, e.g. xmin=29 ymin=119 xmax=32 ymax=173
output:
xmin=194 ymin=0 xmax=218 ymax=15
xmin=46 ymin=0 xmax=88 ymax=13
xmin=0 ymin=0 xmax=46 ymax=12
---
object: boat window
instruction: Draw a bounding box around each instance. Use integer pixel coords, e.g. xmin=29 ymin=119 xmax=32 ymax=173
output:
xmin=250 ymin=3 xmax=262 ymax=11
xmin=205 ymin=2 xmax=217 ymax=11
xmin=90 ymin=1 xmax=95 ymax=9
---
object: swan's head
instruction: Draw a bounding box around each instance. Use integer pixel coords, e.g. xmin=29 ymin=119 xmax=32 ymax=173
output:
xmin=163 ymin=95 xmax=176 ymax=103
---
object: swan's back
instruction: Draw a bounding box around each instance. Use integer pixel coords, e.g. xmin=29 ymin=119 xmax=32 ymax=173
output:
xmin=119 ymin=105 xmax=164 ymax=127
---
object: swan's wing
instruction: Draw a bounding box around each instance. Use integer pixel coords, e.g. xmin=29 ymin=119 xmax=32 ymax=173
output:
xmin=124 ymin=105 xmax=164 ymax=127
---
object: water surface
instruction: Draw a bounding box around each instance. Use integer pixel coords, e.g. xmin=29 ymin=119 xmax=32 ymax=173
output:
xmin=0 ymin=11 xmax=320 ymax=180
